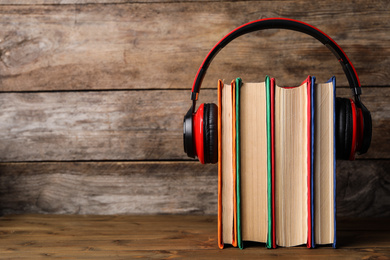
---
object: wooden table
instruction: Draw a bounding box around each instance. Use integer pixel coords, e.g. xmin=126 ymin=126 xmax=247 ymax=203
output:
xmin=1 ymin=214 xmax=389 ymax=259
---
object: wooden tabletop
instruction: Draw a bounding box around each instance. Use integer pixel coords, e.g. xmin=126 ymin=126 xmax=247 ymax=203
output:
xmin=0 ymin=214 xmax=389 ymax=259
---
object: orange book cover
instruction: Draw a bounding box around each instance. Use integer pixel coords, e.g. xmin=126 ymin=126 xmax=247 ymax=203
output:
xmin=232 ymin=79 xmax=238 ymax=248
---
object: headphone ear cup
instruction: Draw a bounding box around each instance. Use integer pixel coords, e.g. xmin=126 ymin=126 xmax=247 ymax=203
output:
xmin=203 ymin=103 xmax=218 ymax=164
xmin=336 ymin=98 xmax=354 ymax=160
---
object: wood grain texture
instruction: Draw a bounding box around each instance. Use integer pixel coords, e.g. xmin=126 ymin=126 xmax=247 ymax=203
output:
xmin=0 ymin=0 xmax=231 ymax=4
xmin=0 ymin=89 xmax=214 ymax=161
xmin=0 ymin=88 xmax=387 ymax=162
xmin=0 ymin=161 xmax=218 ymax=215
xmin=0 ymin=160 xmax=388 ymax=216
xmin=0 ymin=0 xmax=388 ymax=91
xmin=0 ymin=215 xmax=389 ymax=259
xmin=336 ymin=160 xmax=390 ymax=218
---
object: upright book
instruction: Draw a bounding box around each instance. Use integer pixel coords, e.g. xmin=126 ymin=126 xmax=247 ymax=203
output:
xmin=235 ymin=76 xmax=273 ymax=249
xmin=312 ymin=76 xmax=337 ymax=248
xmin=273 ymin=76 xmax=312 ymax=248
xmin=217 ymin=79 xmax=238 ymax=249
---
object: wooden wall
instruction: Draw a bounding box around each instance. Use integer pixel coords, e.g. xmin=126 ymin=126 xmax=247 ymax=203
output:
xmin=0 ymin=0 xmax=389 ymax=217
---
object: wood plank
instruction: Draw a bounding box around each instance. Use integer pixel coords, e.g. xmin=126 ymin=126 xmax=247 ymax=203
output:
xmin=1 ymin=234 xmax=389 ymax=249
xmin=0 ymin=88 xmax=388 ymax=161
xmin=336 ymin=160 xmax=390 ymax=218
xmin=0 ymin=0 xmax=176 ymax=4
xmin=0 ymin=215 xmax=389 ymax=259
xmin=0 ymin=89 xmax=214 ymax=161
xmin=0 ymin=0 xmax=231 ymax=4
xmin=0 ymin=160 xmax=388 ymax=216
xmin=0 ymin=0 xmax=388 ymax=91
xmin=1 ymin=249 xmax=389 ymax=260
xmin=337 ymin=217 xmax=390 ymax=231
xmin=0 ymin=161 xmax=218 ymax=215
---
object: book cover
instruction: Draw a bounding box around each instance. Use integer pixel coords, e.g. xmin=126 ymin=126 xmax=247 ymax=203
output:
xmin=307 ymin=76 xmax=312 ymax=249
xmin=330 ymin=76 xmax=337 ymax=249
xmin=235 ymin=77 xmax=243 ymax=249
xmin=232 ymin=79 xmax=238 ymax=248
xmin=311 ymin=76 xmax=316 ymax=248
xmin=270 ymin=77 xmax=276 ymax=249
xmin=265 ymin=76 xmax=273 ymax=249
xmin=217 ymin=79 xmax=223 ymax=249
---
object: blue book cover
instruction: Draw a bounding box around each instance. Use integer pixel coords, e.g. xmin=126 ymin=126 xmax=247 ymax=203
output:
xmin=328 ymin=76 xmax=337 ymax=249
xmin=311 ymin=76 xmax=316 ymax=248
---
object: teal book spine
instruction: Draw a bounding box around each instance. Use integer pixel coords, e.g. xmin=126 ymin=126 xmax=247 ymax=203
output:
xmin=265 ymin=76 xmax=273 ymax=249
xmin=235 ymin=77 xmax=243 ymax=249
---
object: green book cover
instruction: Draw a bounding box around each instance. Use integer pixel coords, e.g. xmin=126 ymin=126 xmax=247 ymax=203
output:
xmin=265 ymin=76 xmax=273 ymax=249
xmin=235 ymin=77 xmax=243 ymax=249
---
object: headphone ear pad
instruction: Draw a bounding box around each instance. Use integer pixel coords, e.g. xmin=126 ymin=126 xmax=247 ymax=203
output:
xmin=336 ymin=98 xmax=354 ymax=160
xmin=203 ymin=103 xmax=218 ymax=164
xmin=183 ymin=106 xmax=195 ymax=158
xmin=357 ymin=101 xmax=372 ymax=155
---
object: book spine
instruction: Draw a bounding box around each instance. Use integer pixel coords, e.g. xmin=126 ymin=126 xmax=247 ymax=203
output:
xmin=311 ymin=76 xmax=316 ymax=248
xmin=232 ymin=80 xmax=238 ymax=248
xmin=270 ymin=78 xmax=276 ymax=249
xmin=217 ymin=80 xmax=223 ymax=249
xmin=266 ymin=76 xmax=273 ymax=249
xmin=236 ymin=78 xmax=243 ymax=250
xmin=331 ymin=76 xmax=337 ymax=249
xmin=307 ymin=76 xmax=313 ymax=249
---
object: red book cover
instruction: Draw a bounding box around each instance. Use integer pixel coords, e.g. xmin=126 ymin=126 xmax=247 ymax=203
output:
xmin=270 ymin=78 xmax=276 ymax=249
xmin=306 ymin=77 xmax=312 ymax=248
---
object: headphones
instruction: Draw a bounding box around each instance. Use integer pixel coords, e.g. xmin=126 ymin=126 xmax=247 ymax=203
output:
xmin=183 ymin=18 xmax=372 ymax=164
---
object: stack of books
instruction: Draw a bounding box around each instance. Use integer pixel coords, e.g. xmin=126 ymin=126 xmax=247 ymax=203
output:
xmin=217 ymin=76 xmax=336 ymax=249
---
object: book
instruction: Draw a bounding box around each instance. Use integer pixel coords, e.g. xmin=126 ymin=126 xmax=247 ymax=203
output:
xmin=312 ymin=76 xmax=337 ymax=248
xmin=273 ymin=76 xmax=312 ymax=248
xmin=217 ymin=79 xmax=238 ymax=248
xmin=235 ymin=76 xmax=273 ymax=249
xmin=218 ymin=75 xmax=336 ymax=249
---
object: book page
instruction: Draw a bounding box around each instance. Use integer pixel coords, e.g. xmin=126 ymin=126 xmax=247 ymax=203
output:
xmin=314 ymin=81 xmax=335 ymax=244
xmin=222 ymin=83 xmax=234 ymax=245
xmin=240 ymin=82 xmax=268 ymax=243
xmin=275 ymin=83 xmax=308 ymax=247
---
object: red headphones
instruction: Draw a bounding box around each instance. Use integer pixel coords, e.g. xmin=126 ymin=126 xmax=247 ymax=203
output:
xmin=183 ymin=18 xmax=372 ymax=164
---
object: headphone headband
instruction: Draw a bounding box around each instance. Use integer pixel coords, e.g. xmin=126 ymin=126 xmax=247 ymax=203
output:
xmin=191 ymin=18 xmax=361 ymax=102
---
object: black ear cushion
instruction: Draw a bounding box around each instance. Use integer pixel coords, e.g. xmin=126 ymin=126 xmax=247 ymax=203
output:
xmin=183 ymin=106 xmax=195 ymax=158
xmin=203 ymin=103 xmax=218 ymax=164
xmin=357 ymin=101 xmax=372 ymax=155
xmin=336 ymin=98 xmax=353 ymax=160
